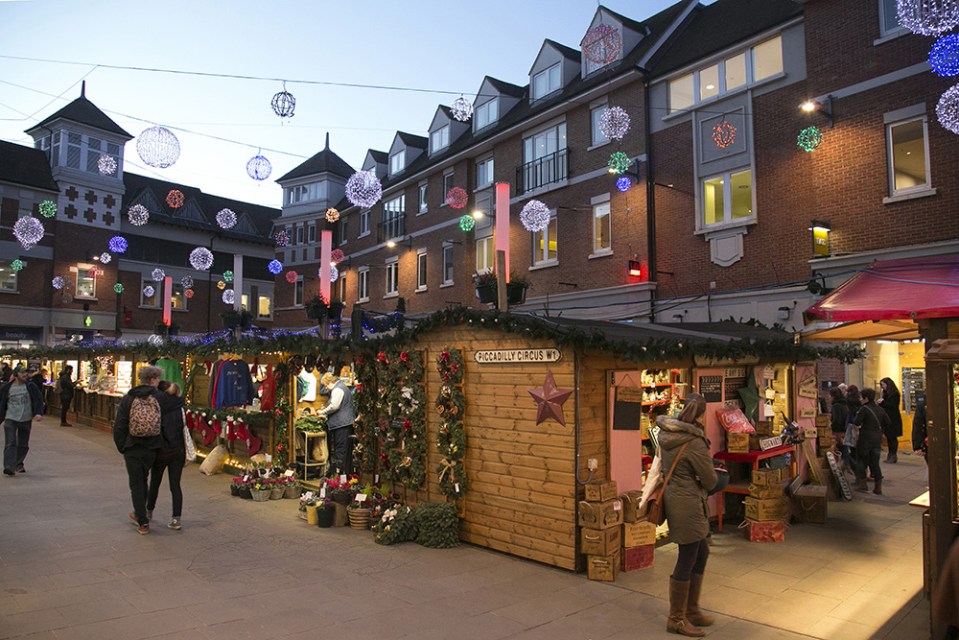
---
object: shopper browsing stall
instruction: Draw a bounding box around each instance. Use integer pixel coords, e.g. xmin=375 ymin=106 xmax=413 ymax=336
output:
xmin=878 ymin=377 xmax=903 ymax=463
xmin=318 ymin=372 xmax=355 ymax=477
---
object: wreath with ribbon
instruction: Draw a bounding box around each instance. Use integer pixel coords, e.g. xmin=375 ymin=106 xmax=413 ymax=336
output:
xmin=435 ymin=348 xmax=467 ymax=497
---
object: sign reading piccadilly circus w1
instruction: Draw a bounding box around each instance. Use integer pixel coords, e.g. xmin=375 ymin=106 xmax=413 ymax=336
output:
xmin=473 ymin=348 xmax=562 ymax=364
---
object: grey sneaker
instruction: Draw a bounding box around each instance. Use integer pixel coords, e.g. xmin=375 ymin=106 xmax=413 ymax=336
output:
xmin=167 ymin=518 xmax=182 ymax=530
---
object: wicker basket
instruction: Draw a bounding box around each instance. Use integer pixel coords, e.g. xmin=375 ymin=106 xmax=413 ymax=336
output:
xmin=348 ymin=507 xmax=372 ymax=530
xmin=284 ymin=484 xmax=300 ymax=499
xmin=270 ymin=485 xmax=285 ymax=500
xmin=251 ymin=489 xmax=271 ymax=502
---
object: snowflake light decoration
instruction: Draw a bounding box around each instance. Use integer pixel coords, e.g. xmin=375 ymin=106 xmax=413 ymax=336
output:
xmin=13 ymin=216 xmax=44 ymax=249
xmin=330 ymin=265 xmax=339 ymax=283
xmin=223 ymin=270 xmax=234 ymax=283
xmin=99 ymin=252 xmax=111 ymax=264
xmin=446 ymin=186 xmax=468 ymax=210
xmin=10 ymin=259 xmax=24 ymax=272
xmin=114 ymin=283 xmax=124 ymax=294
xmin=325 ymin=207 xmax=340 ymax=223
xmin=222 ymin=289 xmax=235 ymax=305
xmin=519 ymin=200 xmax=551 ymax=233
xmin=712 ymin=120 xmax=737 ymax=148
xmin=330 ymin=248 xmax=345 ymax=264
xmin=607 ymin=151 xmax=632 ymax=175
xmin=285 ymin=270 xmax=298 ymax=284
xmin=459 ymin=214 xmax=475 ymax=232
xmin=271 ymin=88 xmax=296 ymax=118
xmin=599 ymin=106 xmax=631 ymax=141
xmin=897 ymin=0 xmax=959 ymax=36
xmin=451 ymin=95 xmax=474 ymax=122
xmin=931 ymin=34 xmax=959 ymax=76
xmin=185 ymin=289 xmax=195 ymax=299
xmin=247 ymin=153 xmax=272 ymax=181
xmin=136 ymin=126 xmax=180 ymax=168
xmin=616 ymin=176 xmax=632 ymax=192
xmin=797 ymin=126 xmax=824 ymax=152
xmin=127 ymin=204 xmax=149 ymax=226
xmin=345 ymin=170 xmax=382 ymax=208
xmin=143 ymin=285 xmax=155 ymax=298
xmin=152 ymin=268 xmax=165 ymax=282
xmin=180 ymin=276 xmax=194 ymax=289
xmin=267 ymin=259 xmax=283 ymax=275
xmin=109 ymin=236 xmax=128 ymax=254
xmin=97 ymin=154 xmax=117 ymax=175
xmin=274 ymin=229 xmax=290 ymax=247
xmin=38 ymin=200 xmax=57 ymax=218
xmin=165 ymin=190 xmax=185 ymax=209
xmin=52 ymin=276 xmax=65 ymax=290
xmin=216 ymin=208 xmax=237 ymax=229
xmin=581 ymin=23 xmax=623 ymax=66
xmin=189 ymin=247 xmax=214 ymax=271
xmin=937 ymin=84 xmax=959 ymax=134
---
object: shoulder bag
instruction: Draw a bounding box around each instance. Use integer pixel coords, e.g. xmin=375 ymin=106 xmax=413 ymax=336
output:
xmin=182 ymin=407 xmax=197 ymax=463
xmin=645 ymin=442 xmax=690 ymax=526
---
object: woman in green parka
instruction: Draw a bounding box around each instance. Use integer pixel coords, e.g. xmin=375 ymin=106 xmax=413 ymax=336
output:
xmin=656 ymin=393 xmax=718 ymax=637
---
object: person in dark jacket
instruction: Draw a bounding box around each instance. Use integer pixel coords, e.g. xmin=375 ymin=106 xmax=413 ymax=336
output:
xmin=113 ymin=365 xmax=164 ymax=534
xmin=913 ymin=393 xmax=928 ymax=465
xmin=656 ymin=393 xmax=718 ymax=637
xmin=319 ymin=372 xmax=355 ymax=476
xmin=853 ymin=388 xmax=889 ymax=495
xmin=146 ymin=381 xmax=186 ymax=531
xmin=57 ymin=365 xmax=75 ymax=426
xmin=1 ymin=365 xmax=44 ymax=476
xmin=878 ymin=377 xmax=904 ymax=463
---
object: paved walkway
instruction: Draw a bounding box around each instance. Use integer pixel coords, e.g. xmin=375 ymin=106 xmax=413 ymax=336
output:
xmin=0 ymin=420 xmax=931 ymax=640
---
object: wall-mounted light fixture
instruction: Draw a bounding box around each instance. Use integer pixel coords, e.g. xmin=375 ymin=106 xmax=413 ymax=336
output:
xmin=386 ymin=235 xmax=413 ymax=251
xmin=808 ymin=219 xmax=831 ymax=257
xmin=800 ymin=95 xmax=834 ymax=128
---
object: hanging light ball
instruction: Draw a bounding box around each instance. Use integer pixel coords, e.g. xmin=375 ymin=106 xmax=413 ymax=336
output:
xmin=10 ymin=259 xmax=24 ymax=272
xmin=797 ymin=126 xmax=824 ymax=152
xmin=581 ymin=23 xmax=623 ymax=66
xmin=99 ymin=252 xmax=112 ymax=264
xmin=113 ymin=283 xmax=124 ymax=294
xmin=142 ymin=285 xmax=155 ymax=298
xmin=271 ymin=89 xmax=296 ymax=118
xmin=97 ymin=154 xmax=117 ymax=175
xmin=345 ymin=170 xmax=383 ymax=208
xmin=13 ymin=216 xmax=44 ymax=249
xmin=274 ymin=229 xmax=291 ymax=247
xmin=599 ymin=106 xmax=631 ymax=141
xmin=937 ymin=83 xmax=959 ymax=134
xmin=216 ymin=280 xmax=226 ymax=290
xmin=223 ymin=270 xmax=234 ymax=283
xmin=52 ymin=276 xmax=65 ymax=290
xmin=451 ymin=96 xmax=474 ymax=122
xmin=136 ymin=126 xmax=180 ymax=168
xmin=519 ymin=200 xmax=551 ymax=232
xmin=931 ymin=34 xmax=959 ymax=76
xmin=607 ymin=151 xmax=632 ymax=175
xmin=127 ymin=204 xmax=149 ymax=226
xmin=214 ymin=208 xmax=237 ymax=230
xmin=109 ymin=236 xmax=128 ymax=254
xmin=446 ymin=186 xmax=468 ymax=210
xmin=325 ymin=207 xmax=340 ymax=223
xmin=165 ymin=190 xmax=185 ymax=209
xmin=152 ymin=268 xmax=166 ymax=282
xmin=330 ymin=248 xmax=345 ymax=264
xmin=267 ymin=259 xmax=283 ymax=275
xmin=897 ymin=0 xmax=959 ymax=36
xmin=285 ymin=270 xmax=298 ymax=284
xmin=616 ymin=176 xmax=632 ymax=192
xmin=459 ymin=214 xmax=475 ymax=232
xmin=180 ymin=276 xmax=194 ymax=289
xmin=246 ymin=153 xmax=272 ymax=181
xmin=222 ymin=289 xmax=235 ymax=305
xmin=712 ymin=121 xmax=737 ymax=148
xmin=38 ymin=200 xmax=57 ymax=218
xmin=185 ymin=288 xmax=195 ymax=299
xmin=330 ymin=265 xmax=339 ymax=283
xmin=189 ymin=247 xmax=214 ymax=271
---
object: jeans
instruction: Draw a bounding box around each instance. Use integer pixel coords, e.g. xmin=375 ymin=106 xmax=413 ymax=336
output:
xmin=3 ymin=419 xmax=31 ymax=471
xmin=672 ymin=539 xmax=710 ymax=581
xmin=855 ymin=445 xmax=883 ymax=482
xmin=328 ymin=426 xmax=353 ymax=476
xmin=147 ymin=449 xmax=185 ymax=518
xmin=123 ymin=448 xmax=157 ymax=525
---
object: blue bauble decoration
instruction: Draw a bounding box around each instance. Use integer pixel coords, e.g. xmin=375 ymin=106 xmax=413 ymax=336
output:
xmin=268 ymin=259 xmax=283 ymax=275
xmin=616 ymin=176 xmax=632 ymax=192
xmin=931 ymin=34 xmax=959 ymax=77
xmin=246 ymin=154 xmax=272 ymax=181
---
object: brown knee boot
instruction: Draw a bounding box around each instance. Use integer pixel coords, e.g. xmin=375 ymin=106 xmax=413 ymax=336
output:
xmin=668 ymin=578 xmax=705 ymax=636
xmin=686 ymin=573 xmax=714 ymax=627
xmin=873 ymin=479 xmax=883 ymax=495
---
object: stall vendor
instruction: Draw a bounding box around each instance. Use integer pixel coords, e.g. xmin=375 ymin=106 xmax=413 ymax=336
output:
xmin=318 ymin=372 xmax=355 ymax=476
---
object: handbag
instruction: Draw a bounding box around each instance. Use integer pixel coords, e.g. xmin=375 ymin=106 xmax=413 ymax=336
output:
xmin=645 ymin=442 xmax=690 ymax=525
xmin=182 ymin=408 xmax=197 ymax=463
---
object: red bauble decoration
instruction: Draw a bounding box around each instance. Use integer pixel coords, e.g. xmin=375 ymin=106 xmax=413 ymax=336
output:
xmin=166 ymin=189 xmax=185 ymax=208
xmin=331 ymin=248 xmax=345 ymax=264
xmin=285 ymin=270 xmax=298 ymax=284
xmin=712 ymin=121 xmax=737 ymax=149
xmin=446 ymin=186 xmax=468 ymax=210
xmin=185 ymin=289 xmax=195 ymax=299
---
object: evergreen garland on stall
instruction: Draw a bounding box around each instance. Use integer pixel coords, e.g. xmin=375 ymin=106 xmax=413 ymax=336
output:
xmin=375 ymin=349 xmax=427 ymax=488
xmin=435 ymin=348 xmax=467 ymax=498
xmin=352 ymin=352 xmax=379 ymax=475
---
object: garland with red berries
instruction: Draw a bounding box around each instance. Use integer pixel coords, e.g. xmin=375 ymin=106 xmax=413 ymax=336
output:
xmin=435 ymin=348 xmax=467 ymax=497
xmin=376 ymin=349 xmax=426 ymax=488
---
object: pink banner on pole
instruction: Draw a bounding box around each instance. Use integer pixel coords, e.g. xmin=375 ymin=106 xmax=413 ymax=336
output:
xmin=320 ymin=231 xmax=332 ymax=303
xmin=162 ymin=276 xmax=173 ymax=326
xmin=495 ymin=182 xmax=510 ymax=282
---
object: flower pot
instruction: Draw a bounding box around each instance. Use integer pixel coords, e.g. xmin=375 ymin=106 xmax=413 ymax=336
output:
xmin=305 ymin=504 xmax=319 ymax=525
xmin=507 ymin=282 xmax=528 ymax=305
xmin=284 ymin=484 xmax=300 ymax=499
xmin=316 ymin=506 xmax=334 ymax=528
xmin=348 ymin=507 xmax=372 ymax=530
xmin=270 ymin=484 xmax=285 ymax=500
xmin=239 ymin=486 xmax=253 ymax=499
xmin=230 ymin=485 xmax=240 ymax=497
xmin=333 ymin=502 xmax=349 ymax=527
xmin=251 ymin=489 xmax=271 ymax=502
xmin=331 ymin=488 xmax=352 ymax=505
xmin=475 ymin=283 xmax=497 ymax=304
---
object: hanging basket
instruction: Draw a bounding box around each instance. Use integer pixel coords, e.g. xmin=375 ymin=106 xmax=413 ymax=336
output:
xmin=348 ymin=507 xmax=372 ymax=530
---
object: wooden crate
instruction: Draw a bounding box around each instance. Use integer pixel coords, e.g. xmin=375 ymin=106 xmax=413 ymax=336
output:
xmin=794 ymin=484 xmax=828 ymax=523
xmin=744 ymin=519 xmax=785 ymax=542
xmin=578 ymin=499 xmax=624 ymax=530
xmin=622 ymin=521 xmax=656 ymax=547
xmin=585 ymin=480 xmax=619 ymax=503
xmin=581 ymin=525 xmax=621 ymax=556
xmin=751 ymin=468 xmax=780 ymax=486
xmin=622 ymin=544 xmax=654 ymax=571
xmin=727 ymin=432 xmax=750 ymax=454
xmin=620 ymin=491 xmax=643 ymax=523
xmin=745 ymin=496 xmax=789 ymax=521
xmin=587 ymin=552 xmax=620 ymax=581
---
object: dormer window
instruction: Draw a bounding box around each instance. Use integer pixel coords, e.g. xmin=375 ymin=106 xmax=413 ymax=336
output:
xmin=532 ymin=63 xmax=561 ymax=100
xmin=431 ymin=125 xmax=449 ymax=153
xmin=475 ymin=100 xmax=498 ymax=130
xmin=390 ymin=150 xmax=406 ymax=175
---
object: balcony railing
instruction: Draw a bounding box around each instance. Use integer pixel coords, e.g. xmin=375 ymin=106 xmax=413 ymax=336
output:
xmin=515 ymin=148 xmax=569 ymax=195
xmin=377 ymin=215 xmax=406 ymax=244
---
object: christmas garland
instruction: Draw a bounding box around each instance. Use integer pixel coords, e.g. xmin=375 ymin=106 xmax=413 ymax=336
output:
xmin=271 ymin=361 xmax=292 ymax=468
xmin=435 ymin=348 xmax=467 ymax=497
xmin=376 ymin=349 xmax=426 ymax=488
xmin=352 ymin=352 xmax=379 ymax=474
xmin=184 ymin=407 xmax=271 ymax=455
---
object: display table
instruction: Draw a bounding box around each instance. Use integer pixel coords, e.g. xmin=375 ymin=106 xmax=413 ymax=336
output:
xmin=714 ymin=444 xmax=797 ymax=531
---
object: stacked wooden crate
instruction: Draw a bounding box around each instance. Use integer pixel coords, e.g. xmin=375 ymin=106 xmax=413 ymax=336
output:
xmin=579 ymin=481 xmax=622 ymax=581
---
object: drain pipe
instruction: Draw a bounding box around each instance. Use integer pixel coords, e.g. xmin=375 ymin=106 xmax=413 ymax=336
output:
xmin=642 ymin=68 xmax=657 ymax=322
xmin=574 ymin=349 xmax=593 ymax=486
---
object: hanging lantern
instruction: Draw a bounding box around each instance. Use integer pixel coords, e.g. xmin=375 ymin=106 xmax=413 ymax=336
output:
xmin=180 ymin=275 xmax=194 ymax=289
xmin=143 ymin=285 xmax=155 ymax=298
xmin=97 ymin=154 xmax=117 ymax=175
xmin=223 ymin=270 xmax=234 ymax=283
xmin=797 ymin=126 xmax=824 ymax=152
xmin=712 ymin=120 xmax=737 ymax=148
xmin=330 ymin=248 xmax=345 ymax=264
xmin=274 ymin=229 xmax=291 ymax=247
xmin=10 ymin=259 xmax=24 ymax=272
xmin=185 ymin=288 xmax=195 ymax=299
xmin=519 ymin=200 xmax=551 ymax=232
xmin=581 ymin=23 xmax=623 ymax=65
xmin=607 ymin=151 xmax=632 ymax=175
xmin=222 ymin=289 xmax=235 ymax=305
xmin=165 ymin=190 xmax=185 ymax=209
xmin=152 ymin=268 xmax=165 ymax=282
xmin=271 ymin=87 xmax=296 ymax=118
xmin=451 ymin=95 xmax=474 ymax=122
xmin=937 ymin=83 xmax=959 ymax=134
xmin=325 ymin=207 xmax=340 ymax=223
xmin=599 ymin=106 xmax=631 ymax=141
xmin=267 ymin=259 xmax=283 ymax=275
xmin=114 ymin=283 xmax=124 ymax=294
xmin=13 ymin=217 xmax=44 ymax=250
xmin=109 ymin=236 xmax=128 ymax=254
xmin=38 ymin=200 xmax=57 ymax=218
xmin=99 ymin=252 xmax=112 ymax=264
xmin=345 ymin=170 xmax=382 ymax=208
xmin=127 ymin=204 xmax=149 ymax=226
xmin=216 ymin=208 xmax=237 ymax=229
xmin=446 ymin=186 xmax=468 ymax=210
xmin=189 ymin=247 xmax=214 ymax=271
xmin=459 ymin=214 xmax=475 ymax=232
xmin=52 ymin=276 xmax=65 ymax=290
xmin=246 ymin=153 xmax=272 ymax=181
xmin=329 ymin=265 xmax=339 ymax=283
xmin=897 ymin=0 xmax=959 ymax=36
xmin=136 ymin=126 xmax=180 ymax=168
xmin=616 ymin=176 xmax=632 ymax=192
xmin=285 ymin=270 xmax=298 ymax=284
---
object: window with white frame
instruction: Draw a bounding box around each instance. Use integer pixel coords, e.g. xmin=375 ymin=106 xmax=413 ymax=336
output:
xmin=879 ymin=0 xmax=903 ymax=36
xmin=524 ymin=123 xmax=567 ymax=164
xmin=258 ymin=295 xmax=272 ymax=318
xmin=390 ymin=150 xmax=406 ymax=175
xmin=442 ymin=172 xmax=454 ymax=204
xmin=887 ymin=117 xmax=931 ymax=195
xmin=0 ymin=260 xmax=19 ymax=292
xmin=593 ymin=201 xmax=611 ymax=253
xmin=475 ymin=100 xmax=498 ymax=130
xmin=725 ymin=52 xmax=747 ymax=92
xmin=591 ymin=104 xmax=610 ymax=146
xmin=476 ymin=157 xmax=494 ymax=188
xmin=359 ymin=210 xmax=370 ymax=236
xmin=702 ymin=169 xmax=753 ymax=227
xmin=170 ymin=283 xmax=186 ymax=310
xmin=418 ymin=183 xmax=428 ymax=213
xmin=66 ymin=132 xmax=82 ymax=169
xmin=442 ymin=244 xmax=454 ymax=284
xmin=337 ymin=273 xmax=347 ymax=302
xmin=669 ymin=73 xmax=694 ymax=113
xmin=294 ymin=278 xmax=304 ymax=306
xmin=752 ymin=36 xmax=783 ymax=82
xmin=74 ymin=268 xmax=96 ymax=298
xmin=296 ymin=227 xmax=304 ymax=245
xmin=700 ymin=64 xmax=720 ymax=102
xmin=416 ymin=250 xmax=428 ymax=291
xmin=473 ymin=192 xmax=493 ymax=228
xmin=140 ymin=277 xmax=157 ymax=307
xmin=339 ymin=217 xmax=349 ymax=244
xmin=308 ymin=224 xmax=316 ymax=243
xmin=532 ymin=63 xmax=562 ymax=100
xmin=431 ymin=125 xmax=449 ymax=153
xmin=358 ymin=267 xmax=369 ymax=302
xmin=286 ymin=182 xmax=327 ymax=205
xmin=532 ymin=210 xmax=558 ymax=265
xmin=475 ymin=235 xmax=495 ymax=273
xmin=385 ymin=258 xmax=399 ymax=296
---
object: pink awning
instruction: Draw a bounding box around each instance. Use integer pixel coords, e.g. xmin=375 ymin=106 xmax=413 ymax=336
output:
xmin=804 ymin=255 xmax=959 ymax=323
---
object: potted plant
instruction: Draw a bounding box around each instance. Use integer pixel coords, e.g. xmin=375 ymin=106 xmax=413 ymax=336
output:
xmin=167 ymin=321 xmax=180 ymax=337
xmin=316 ymin=498 xmax=335 ymax=528
xmin=251 ymin=478 xmax=272 ymax=502
xmin=328 ymin=300 xmax=345 ymax=322
xmin=347 ymin=489 xmax=374 ymax=530
xmin=304 ymin=294 xmax=328 ymax=321
xmin=506 ymin=272 xmax=531 ymax=305
xmin=220 ymin=309 xmax=254 ymax=329
xmin=473 ymin=271 xmax=498 ymax=304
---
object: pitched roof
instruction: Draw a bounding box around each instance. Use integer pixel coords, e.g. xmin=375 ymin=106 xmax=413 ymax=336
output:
xmin=29 ymin=93 xmax=131 ymax=139
xmin=0 ymin=140 xmax=58 ymax=192
xmin=396 ymin=131 xmax=428 ymax=148
xmin=484 ymin=76 xmax=526 ymax=99
xmin=367 ymin=150 xmax=388 ymax=163
xmin=596 ymin=4 xmax=653 ymax=34
xmin=277 ymin=135 xmax=354 ymax=182
xmin=544 ymin=39 xmax=581 ymax=61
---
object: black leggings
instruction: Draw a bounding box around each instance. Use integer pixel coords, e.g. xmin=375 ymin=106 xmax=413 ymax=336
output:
xmin=147 ymin=450 xmax=185 ymax=517
xmin=672 ymin=539 xmax=710 ymax=581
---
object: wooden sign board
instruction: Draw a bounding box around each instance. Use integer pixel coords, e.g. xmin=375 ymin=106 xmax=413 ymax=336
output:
xmin=760 ymin=435 xmax=783 ymax=450
xmin=798 ymin=374 xmax=819 ymax=399
xmin=699 ymin=375 xmax=723 ymax=403
xmin=474 ymin=348 xmax=562 ymax=364
xmin=799 ymin=406 xmax=817 ymax=418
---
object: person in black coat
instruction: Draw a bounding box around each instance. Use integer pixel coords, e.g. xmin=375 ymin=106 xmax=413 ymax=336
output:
xmin=878 ymin=377 xmax=904 ymax=463
xmin=146 ymin=381 xmax=187 ymax=531
xmin=913 ymin=392 xmax=928 ymax=465
xmin=853 ymin=388 xmax=890 ymax=495
xmin=57 ymin=366 xmax=75 ymax=426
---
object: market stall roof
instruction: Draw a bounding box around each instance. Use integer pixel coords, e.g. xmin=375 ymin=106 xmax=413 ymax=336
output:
xmin=802 ymin=319 xmax=920 ymax=342
xmin=804 ymin=255 xmax=959 ymax=324
xmin=530 ymin=316 xmax=794 ymax=347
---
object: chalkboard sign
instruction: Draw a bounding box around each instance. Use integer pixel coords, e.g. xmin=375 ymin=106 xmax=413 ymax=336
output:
xmin=699 ymin=375 xmax=723 ymax=402
xmin=724 ymin=375 xmax=748 ymax=402
xmin=612 ymin=386 xmax=643 ymax=430
xmin=902 ymin=367 xmax=925 ymax=413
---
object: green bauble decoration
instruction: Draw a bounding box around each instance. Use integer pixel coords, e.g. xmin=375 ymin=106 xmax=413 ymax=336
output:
xmin=607 ymin=151 xmax=631 ymax=174
xmin=797 ymin=126 xmax=823 ymax=152
xmin=223 ymin=270 xmax=234 ymax=283
xmin=458 ymin=215 xmax=475 ymax=232
xmin=114 ymin=283 xmax=124 ymax=294
xmin=38 ymin=200 xmax=57 ymax=218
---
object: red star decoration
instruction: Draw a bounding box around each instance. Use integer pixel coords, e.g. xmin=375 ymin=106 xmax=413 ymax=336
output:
xmin=528 ymin=371 xmax=573 ymax=426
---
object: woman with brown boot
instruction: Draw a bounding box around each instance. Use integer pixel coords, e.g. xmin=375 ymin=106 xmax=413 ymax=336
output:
xmin=655 ymin=393 xmax=718 ymax=636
